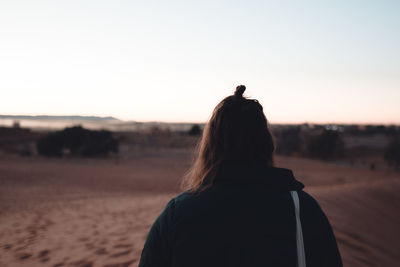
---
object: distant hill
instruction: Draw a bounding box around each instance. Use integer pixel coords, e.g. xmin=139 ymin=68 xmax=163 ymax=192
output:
xmin=0 ymin=115 xmax=120 ymax=121
xmin=0 ymin=115 xmax=200 ymax=132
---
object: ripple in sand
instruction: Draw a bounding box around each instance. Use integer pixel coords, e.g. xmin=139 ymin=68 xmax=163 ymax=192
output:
xmin=110 ymin=249 xmax=132 ymax=258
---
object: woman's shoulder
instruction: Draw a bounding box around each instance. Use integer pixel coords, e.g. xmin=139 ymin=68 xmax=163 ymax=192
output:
xmin=297 ymin=190 xmax=325 ymax=213
xmin=296 ymin=190 xmax=333 ymax=233
xmin=159 ymin=191 xmax=198 ymax=216
xmin=172 ymin=189 xmax=209 ymax=207
xmin=298 ymin=190 xmax=320 ymax=205
xmin=166 ymin=188 xmax=219 ymax=217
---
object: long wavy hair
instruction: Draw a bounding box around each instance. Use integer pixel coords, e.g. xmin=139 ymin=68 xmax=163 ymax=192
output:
xmin=182 ymin=85 xmax=275 ymax=192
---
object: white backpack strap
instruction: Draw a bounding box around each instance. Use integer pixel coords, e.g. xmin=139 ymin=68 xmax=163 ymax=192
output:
xmin=290 ymin=191 xmax=306 ymax=267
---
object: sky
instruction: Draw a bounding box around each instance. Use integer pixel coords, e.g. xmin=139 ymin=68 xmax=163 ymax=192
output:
xmin=0 ymin=0 xmax=399 ymax=124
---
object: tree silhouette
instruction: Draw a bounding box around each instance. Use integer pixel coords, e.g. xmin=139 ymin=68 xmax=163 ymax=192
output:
xmin=275 ymin=126 xmax=301 ymax=155
xmin=306 ymin=130 xmax=344 ymax=159
xmin=384 ymin=140 xmax=400 ymax=169
xmin=188 ymin=124 xmax=202 ymax=136
xmin=37 ymin=126 xmax=118 ymax=157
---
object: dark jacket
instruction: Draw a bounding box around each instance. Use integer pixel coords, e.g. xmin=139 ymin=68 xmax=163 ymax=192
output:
xmin=139 ymin=162 xmax=343 ymax=267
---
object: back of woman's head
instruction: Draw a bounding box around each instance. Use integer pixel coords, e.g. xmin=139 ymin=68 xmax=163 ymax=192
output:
xmin=182 ymin=85 xmax=275 ymax=192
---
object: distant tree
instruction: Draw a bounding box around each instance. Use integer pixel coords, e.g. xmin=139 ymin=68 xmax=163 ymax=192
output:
xmin=306 ymin=130 xmax=344 ymax=159
xmin=37 ymin=126 xmax=118 ymax=157
xmin=37 ymin=131 xmax=64 ymax=156
xmin=188 ymin=124 xmax=202 ymax=136
xmin=275 ymin=126 xmax=301 ymax=155
xmin=384 ymin=140 xmax=400 ymax=169
xmin=375 ymin=125 xmax=386 ymax=133
xmin=386 ymin=125 xmax=400 ymax=136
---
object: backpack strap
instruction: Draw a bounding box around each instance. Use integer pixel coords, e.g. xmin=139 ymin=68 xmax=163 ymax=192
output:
xmin=290 ymin=191 xmax=307 ymax=267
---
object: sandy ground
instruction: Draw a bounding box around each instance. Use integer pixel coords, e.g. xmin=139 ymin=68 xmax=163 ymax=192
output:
xmin=0 ymin=152 xmax=399 ymax=267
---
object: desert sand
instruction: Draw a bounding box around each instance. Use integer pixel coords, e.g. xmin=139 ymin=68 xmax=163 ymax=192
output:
xmin=0 ymin=151 xmax=399 ymax=267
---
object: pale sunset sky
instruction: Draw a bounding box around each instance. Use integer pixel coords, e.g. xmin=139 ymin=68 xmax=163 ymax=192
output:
xmin=0 ymin=0 xmax=399 ymax=124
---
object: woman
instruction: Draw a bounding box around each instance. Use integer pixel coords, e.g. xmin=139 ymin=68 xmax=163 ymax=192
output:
xmin=139 ymin=85 xmax=343 ymax=267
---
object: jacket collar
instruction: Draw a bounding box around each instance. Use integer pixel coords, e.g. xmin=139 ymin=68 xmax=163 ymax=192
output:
xmin=213 ymin=161 xmax=304 ymax=192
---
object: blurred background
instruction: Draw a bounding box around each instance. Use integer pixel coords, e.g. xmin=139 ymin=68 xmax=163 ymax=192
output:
xmin=0 ymin=1 xmax=399 ymax=267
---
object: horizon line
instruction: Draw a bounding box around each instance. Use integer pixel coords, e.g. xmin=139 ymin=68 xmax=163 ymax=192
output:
xmin=0 ymin=114 xmax=399 ymax=126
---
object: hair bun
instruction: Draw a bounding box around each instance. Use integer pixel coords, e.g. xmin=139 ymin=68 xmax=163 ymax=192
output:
xmin=234 ymin=85 xmax=246 ymax=98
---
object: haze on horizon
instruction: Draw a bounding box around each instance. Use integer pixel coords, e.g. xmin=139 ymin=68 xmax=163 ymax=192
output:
xmin=1 ymin=1 xmax=399 ymax=124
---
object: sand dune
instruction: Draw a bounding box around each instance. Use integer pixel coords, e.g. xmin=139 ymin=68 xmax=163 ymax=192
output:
xmin=0 ymin=153 xmax=399 ymax=266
